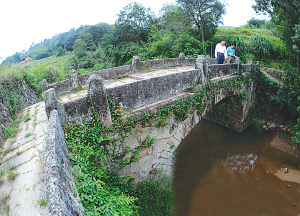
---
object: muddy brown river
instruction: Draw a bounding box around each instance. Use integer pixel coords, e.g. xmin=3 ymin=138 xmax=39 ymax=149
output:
xmin=174 ymin=119 xmax=300 ymax=216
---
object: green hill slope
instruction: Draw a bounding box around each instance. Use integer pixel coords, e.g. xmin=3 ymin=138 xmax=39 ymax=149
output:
xmin=0 ymin=55 xmax=71 ymax=95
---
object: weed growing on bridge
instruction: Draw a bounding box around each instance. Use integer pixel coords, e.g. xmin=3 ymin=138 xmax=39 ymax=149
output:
xmin=25 ymin=132 xmax=31 ymax=138
xmin=64 ymin=73 xmax=253 ymax=216
xmin=38 ymin=197 xmax=47 ymax=207
xmin=24 ymin=110 xmax=31 ymax=123
xmin=1 ymin=194 xmax=9 ymax=203
xmin=7 ymin=171 xmax=17 ymax=181
xmin=142 ymin=136 xmax=156 ymax=147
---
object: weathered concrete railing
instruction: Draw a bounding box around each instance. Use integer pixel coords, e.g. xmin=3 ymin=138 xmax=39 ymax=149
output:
xmin=42 ymin=53 xmax=217 ymax=95
xmin=43 ymin=55 xmax=255 ymax=123
xmin=44 ymin=108 xmax=85 ymax=216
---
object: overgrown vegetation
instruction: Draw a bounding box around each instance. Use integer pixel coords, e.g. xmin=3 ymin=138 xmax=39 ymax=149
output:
xmin=250 ymin=67 xmax=300 ymax=143
xmin=65 ymin=72 xmax=251 ymax=215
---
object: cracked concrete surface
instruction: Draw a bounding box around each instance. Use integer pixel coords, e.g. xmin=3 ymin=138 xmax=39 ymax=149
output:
xmin=0 ymin=102 xmax=49 ymax=216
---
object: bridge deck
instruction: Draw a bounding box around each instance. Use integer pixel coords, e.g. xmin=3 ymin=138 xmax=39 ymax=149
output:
xmin=59 ymin=65 xmax=194 ymax=103
xmin=0 ymin=102 xmax=49 ymax=215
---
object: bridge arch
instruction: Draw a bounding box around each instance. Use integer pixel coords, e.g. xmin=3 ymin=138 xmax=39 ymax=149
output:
xmin=117 ymin=74 xmax=256 ymax=182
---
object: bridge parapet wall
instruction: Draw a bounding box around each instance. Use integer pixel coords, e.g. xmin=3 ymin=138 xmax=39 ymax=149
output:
xmin=44 ymin=109 xmax=85 ymax=216
xmin=61 ymin=68 xmax=201 ymax=122
xmin=43 ymin=56 xmax=258 ymax=123
xmin=43 ymin=54 xmax=197 ymax=95
xmin=107 ymin=69 xmax=201 ymax=108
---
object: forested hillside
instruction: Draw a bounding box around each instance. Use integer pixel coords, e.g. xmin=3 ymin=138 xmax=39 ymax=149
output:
xmin=1 ymin=3 xmax=288 ymax=69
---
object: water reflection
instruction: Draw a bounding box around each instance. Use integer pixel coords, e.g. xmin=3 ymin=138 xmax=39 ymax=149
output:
xmin=174 ymin=119 xmax=300 ymax=216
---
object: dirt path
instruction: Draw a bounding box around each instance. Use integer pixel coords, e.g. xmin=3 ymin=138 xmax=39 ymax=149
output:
xmin=0 ymin=102 xmax=49 ymax=216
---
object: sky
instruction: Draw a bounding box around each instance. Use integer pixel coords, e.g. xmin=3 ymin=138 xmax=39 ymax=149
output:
xmin=0 ymin=0 xmax=267 ymax=63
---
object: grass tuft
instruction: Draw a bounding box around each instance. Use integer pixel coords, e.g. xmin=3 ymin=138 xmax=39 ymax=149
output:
xmin=38 ymin=197 xmax=47 ymax=207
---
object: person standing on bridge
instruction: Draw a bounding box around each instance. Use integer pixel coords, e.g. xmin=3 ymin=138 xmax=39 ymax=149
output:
xmin=225 ymin=43 xmax=236 ymax=64
xmin=215 ymin=39 xmax=228 ymax=64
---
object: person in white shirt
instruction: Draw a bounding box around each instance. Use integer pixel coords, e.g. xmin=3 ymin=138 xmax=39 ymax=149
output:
xmin=215 ymin=39 xmax=228 ymax=64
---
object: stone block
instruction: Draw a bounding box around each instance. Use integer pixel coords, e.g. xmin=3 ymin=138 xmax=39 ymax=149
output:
xmin=132 ymin=56 xmax=141 ymax=72
xmin=70 ymin=69 xmax=79 ymax=90
xmin=44 ymin=88 xmax=65 ymax=124
xmin=123 ymin=133 xmax=140 ymax=149
xmin=88 ymin=75 xmax=112 ymax=126
xmin=0 ymin=125 xmax=3 ymax=146
xmin=42 ymin=79 xmax=48 ymax=92
xmin=178 ymin=53 xmax=185 ymax=65
xmin=235 ymin=57 xmax=241 ymax=72
xmin=196 ymin=55 xmax=208 ymax=85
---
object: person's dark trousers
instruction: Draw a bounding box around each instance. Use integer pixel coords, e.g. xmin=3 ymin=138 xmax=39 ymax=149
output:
xmin=215 ymin=52 xmax=225 ymax=64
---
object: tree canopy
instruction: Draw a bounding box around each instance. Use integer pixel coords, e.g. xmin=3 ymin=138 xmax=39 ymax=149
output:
xmin=115 ymin=2 xmax=155 ymax=44
xmin=177 ymin=0 xmax=225 ymax=46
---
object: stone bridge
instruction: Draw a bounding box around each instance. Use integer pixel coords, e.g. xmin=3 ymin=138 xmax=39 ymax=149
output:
xmin=42 ymin=54 xmax=256 ymax=128
xmin=0 ymin=54 xmax=259 ymax=216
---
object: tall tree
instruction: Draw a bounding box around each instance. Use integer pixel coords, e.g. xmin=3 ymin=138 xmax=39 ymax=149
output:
xmin=86 ymin=23 xmax=112 ymax=46
xmin=115 ymin=2 xmax=155 ymax=44
xmin=177 ymin=0 xmax=225 ymax=53
xmin=83 ymin=32 xmax=96 ymax=52
xmin=159 ymin=4 xmax=191 ymax=36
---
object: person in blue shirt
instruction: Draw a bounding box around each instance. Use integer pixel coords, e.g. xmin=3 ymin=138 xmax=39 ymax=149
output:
xmin=226 ymin=43 xmax=236 ymax=64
